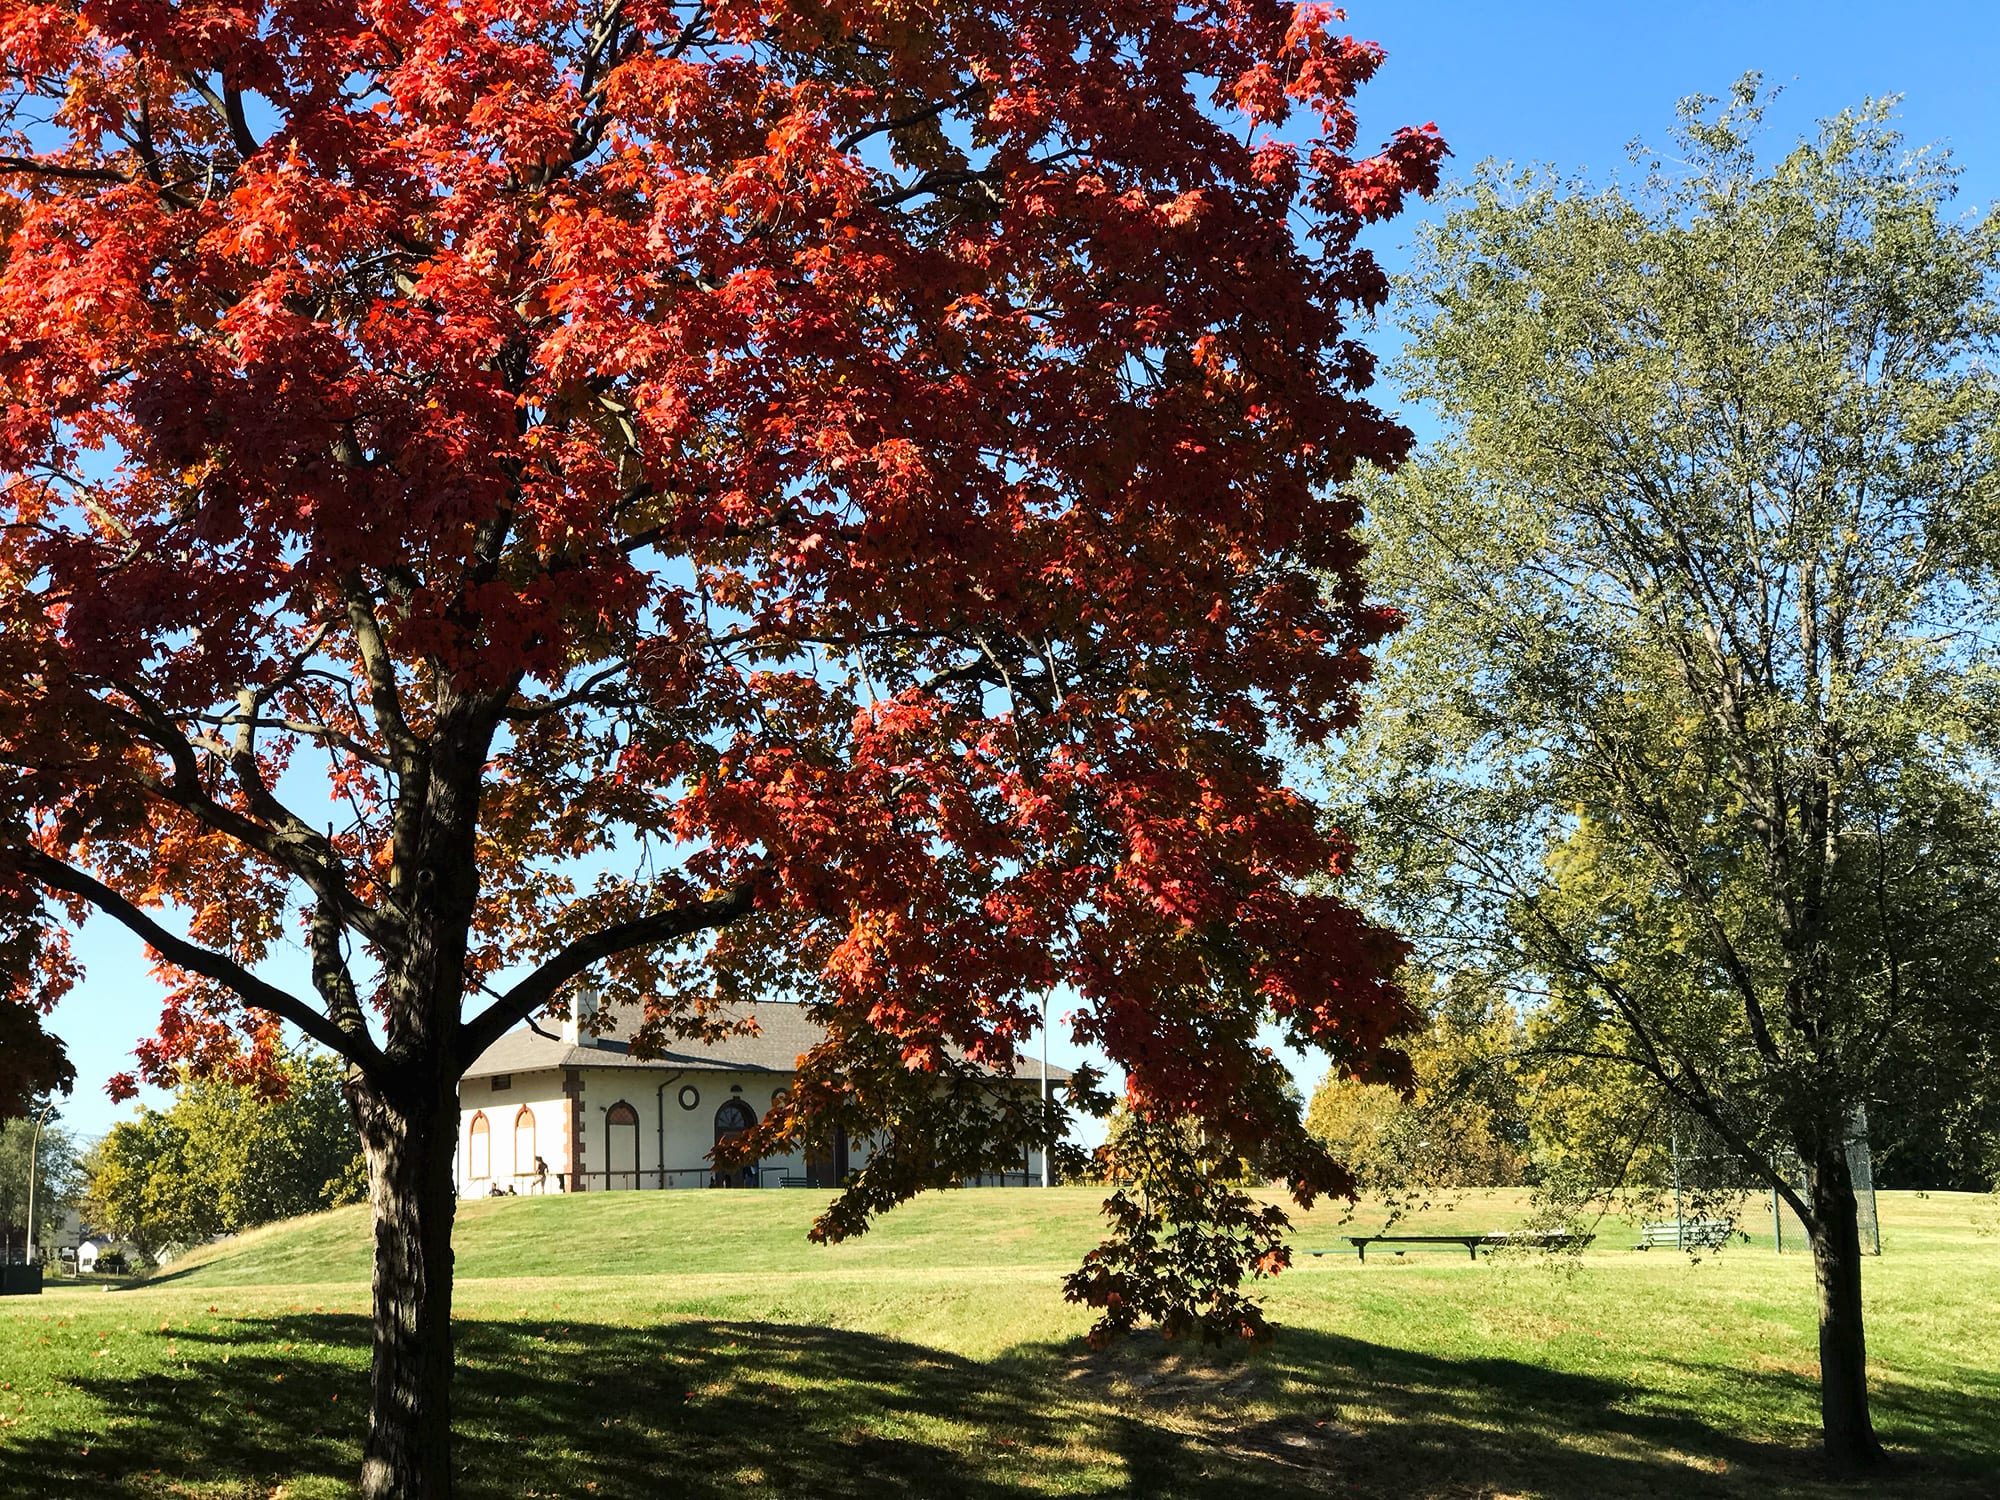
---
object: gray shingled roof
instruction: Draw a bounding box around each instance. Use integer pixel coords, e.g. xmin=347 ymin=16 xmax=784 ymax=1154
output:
xmin=462 ymin=1002 xmax=1073 ymax=1084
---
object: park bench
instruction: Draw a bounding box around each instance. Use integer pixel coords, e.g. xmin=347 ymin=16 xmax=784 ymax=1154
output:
xmin=1342 ymin=1234 xmax=1488 ymax=1262
xmin=1309 ymin=1230 xmax=1594 ymax=1263
xmin=1634 ymin=1219 xmax=1734 ymax=1250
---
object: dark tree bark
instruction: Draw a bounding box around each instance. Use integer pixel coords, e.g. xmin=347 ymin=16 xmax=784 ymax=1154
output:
xmin=1805 ymin=1143 xmax=1884 ymax=1475
xmin=353 ymin=1070 xmax=462 ymax=1500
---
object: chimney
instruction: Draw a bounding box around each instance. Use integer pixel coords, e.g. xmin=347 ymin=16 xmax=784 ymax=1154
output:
xmin=560 ymin=983 xmax=600 ymax=1048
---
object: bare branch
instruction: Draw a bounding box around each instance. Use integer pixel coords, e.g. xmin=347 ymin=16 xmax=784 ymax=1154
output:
xmin=18 ymin=849 xmax=381 ymax=1068
xmin=102 ymin=684 xmax=401 ymax=953
xmin=342 ymin=572 xmax=421 ymax=769
xmin=0 ymin=156 xmax=127 ymax=183
xmin=458 ymin=881 xmax=757 ymax=1068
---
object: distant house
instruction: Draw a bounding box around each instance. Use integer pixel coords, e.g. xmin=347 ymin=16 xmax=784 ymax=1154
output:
xmin=5 ymin=1208 xmax=85 ymax=1269
xmin=457 ymin=997 xmax=1069 ymax=1198
xmin=76 ymin=1232 xmax=136 ymax=1274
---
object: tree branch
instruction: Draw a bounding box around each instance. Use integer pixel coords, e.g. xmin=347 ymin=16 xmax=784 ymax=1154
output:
xmin=220 ymin=80 xmax=262 ymax=161
xmin=0 ymin=156 xmax=127 ymax=182
xmin=457 ymin=881 xmax=757 ymax=1068
xmin=500 ymin=661 xmax=631 ymax=722
xmin=103 ymin=685 xmax=400 ymax=954
xmin=836 ymin=84 xmax=984 ymax=154
xmin=193 ymin=708 xmax=392 ymax=770
xmin=342 ymin=572 xmax=421 ymax=770
xmin=1508 ymin=880 xmax=1818 ymax=1232
xmin=18 ymin=850 xmax=382 ymax=1068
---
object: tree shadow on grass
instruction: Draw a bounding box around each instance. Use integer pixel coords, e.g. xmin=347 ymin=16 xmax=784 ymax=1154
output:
xmin=1226 ymin=1328 xmax=2000 ymax=1499
xmin=4 ymin=1314 xmax=1995 ymax=1500
xmin=6 ymin=1312 xmax=1235 ymax=1500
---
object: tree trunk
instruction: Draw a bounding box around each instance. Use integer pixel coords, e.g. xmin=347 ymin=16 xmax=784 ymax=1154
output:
xmin=354 ymin=1077 xmax=460 ymax=1500
xmin=1805 ymin=1147 xmax=1885 ymax=1474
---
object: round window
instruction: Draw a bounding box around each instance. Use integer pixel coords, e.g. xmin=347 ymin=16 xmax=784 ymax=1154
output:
xmin=678 ymin=1085 xmax=700 ymax=1111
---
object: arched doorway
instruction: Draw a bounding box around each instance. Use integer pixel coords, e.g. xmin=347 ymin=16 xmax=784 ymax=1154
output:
xmin=712 ymin=1098 xmax=758 ymax=1187
xmin=468 ymin=1112 xmax=490 ymax=1184
xmin=605 ymin=1101 xmax=639 ymax=1190
xmin=513 ymin=1106 xmax=537 ymax=1190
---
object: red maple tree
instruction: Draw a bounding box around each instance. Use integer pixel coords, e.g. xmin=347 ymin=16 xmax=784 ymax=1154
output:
xmin=0 ymin=1 xmax=1441 ymax=1493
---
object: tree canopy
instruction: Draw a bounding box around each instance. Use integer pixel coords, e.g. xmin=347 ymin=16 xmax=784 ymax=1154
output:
xmin=0 ymin=1003 xmax=71 ymax=1119
xmin=84 ymin=1051 xmax=367 ymax=1260
xmin=1330 ymin=79 xmax=2000 ymax=1470
xmin=0 ymin=1105 xmax=81 ymax=1255
xmin=1304 ymin=971 xmax=1525 ymax=1203
xmin=0 ymin=3 xmax=1441 ymax=1492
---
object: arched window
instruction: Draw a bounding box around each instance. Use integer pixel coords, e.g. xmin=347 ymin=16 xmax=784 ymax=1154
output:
xmin=712 ymin=1098 xmax=759 ymax=1187
xmin=605 ymin=1101 xmax=640 ymax=1190
xmin=513 ymin=1106 xmax=537 ymax=1183
xmin=714 ymin=1097 xmax=757 ymax=1140
xmin=468 ymin=1111 xmax=490 ymax=1181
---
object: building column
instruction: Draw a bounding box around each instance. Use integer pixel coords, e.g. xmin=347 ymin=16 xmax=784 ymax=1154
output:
xmin=563 ymin=1067 xmax=583 ymax=1192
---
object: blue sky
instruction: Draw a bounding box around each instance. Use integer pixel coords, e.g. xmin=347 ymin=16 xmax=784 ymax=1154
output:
xmin=41 ymin=1 xmax=2000 ymax=1141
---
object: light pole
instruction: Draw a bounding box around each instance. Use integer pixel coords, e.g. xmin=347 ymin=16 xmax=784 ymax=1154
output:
xmin=24 ymin=1097 xmax=56 ymax=1267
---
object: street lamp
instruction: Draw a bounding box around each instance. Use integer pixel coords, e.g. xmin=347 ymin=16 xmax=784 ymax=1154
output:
xmin=24 ymin=1097 xmax=55 ymax=1267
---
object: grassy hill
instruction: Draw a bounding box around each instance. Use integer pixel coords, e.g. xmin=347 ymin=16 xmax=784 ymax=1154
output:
xmin=153 ymin=1183 xmax=1117 ymax=1289
xmin=2 ymin=1188 xmax=1995 ymax=1499
xmin=151 ymin=1180 xmax=1986 ymax=1288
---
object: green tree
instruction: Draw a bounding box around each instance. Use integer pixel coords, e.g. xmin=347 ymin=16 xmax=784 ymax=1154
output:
xmin=1333 ymin=80 xmax=2000 ymax=1471
xmin=1510 ymin=996 xmax=1677 ymax=1204
xmin=0 ymin=1106 xmax=82 ymax=1258
xmin=1848 ymin=785 xmax=2000 ymax=1190
xmin=86 ymin=1053 xmax=366 ymax=1260
xmin=1305 ymin=972 xmax=1526 ymax=1203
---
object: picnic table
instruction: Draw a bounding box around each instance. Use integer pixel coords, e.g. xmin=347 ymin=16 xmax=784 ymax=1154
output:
xmin=1633 ymin=1219 xmax=1734 ymax=1250
xmin=1307 ymin=1230 xmax=1595 ymax=1263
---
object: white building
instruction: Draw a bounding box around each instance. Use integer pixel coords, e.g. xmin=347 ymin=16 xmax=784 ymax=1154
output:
xmin=75 ymin=1228 xmax=138 ymax=1273
xmin=457 ymin=998 xmax=1068 ymax=1197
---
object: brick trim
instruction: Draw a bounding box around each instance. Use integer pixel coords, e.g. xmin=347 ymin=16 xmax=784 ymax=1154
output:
xmin=564 ymin=1066 xmax=583 ymax=1183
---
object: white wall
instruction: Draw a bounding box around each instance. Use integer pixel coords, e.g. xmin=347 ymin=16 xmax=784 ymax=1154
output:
xmin=454 ymin=1068 xmax=818 ymax=1194
xmin=456 ymin=1064 xmax=1050 ymax=1196
xmin=575 ymin=1072 xmax=808 ymax=1190
xmin=457 ymin=1069 xmax=570 ymax=1197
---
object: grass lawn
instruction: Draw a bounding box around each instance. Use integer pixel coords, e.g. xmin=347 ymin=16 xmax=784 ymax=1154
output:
xmin=1 ymin=1188 xmax=1994 ymax=1498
